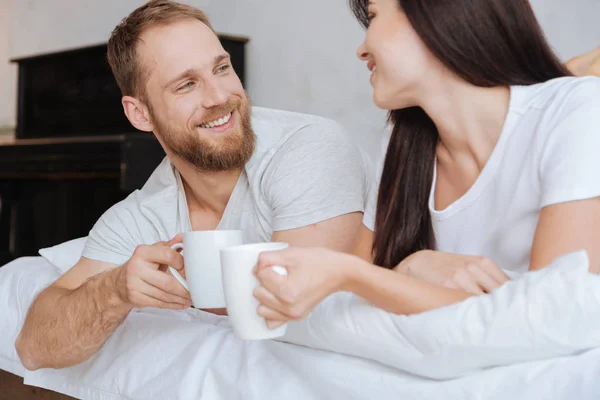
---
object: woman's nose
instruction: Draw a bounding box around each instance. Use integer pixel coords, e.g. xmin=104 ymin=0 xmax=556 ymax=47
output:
xmin=357 ymin=41 xmax=369 ymax=61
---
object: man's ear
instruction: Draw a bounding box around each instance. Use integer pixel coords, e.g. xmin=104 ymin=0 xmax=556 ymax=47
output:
xmin=122 ymin=96 xmax=154 ymax=132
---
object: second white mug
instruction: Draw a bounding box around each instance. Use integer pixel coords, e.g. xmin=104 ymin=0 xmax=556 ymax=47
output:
xmin=221 ymin=242 xmax=290 ymax=340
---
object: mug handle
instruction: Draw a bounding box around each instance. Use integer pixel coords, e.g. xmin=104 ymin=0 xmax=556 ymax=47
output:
xmin=168 ymin=243 xmax=189 ymax=291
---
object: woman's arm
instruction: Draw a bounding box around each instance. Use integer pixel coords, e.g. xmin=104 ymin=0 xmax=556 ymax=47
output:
xmin=566 ymin=46 xmax=600 ymax=77
xmin=343 ymin=255 xmax=473 ymax=314
xmin=254 ymin=248 xmax=473 ymax=325
xmin=255 ymin=196 xmax=600 ymax=323
xmin=372 ymin=196 xmax=600 ymax=293
xmin=351 ymin=223 xmax=509 ymax=294
xmin=530 ymin=198 xmax=600 ymax=273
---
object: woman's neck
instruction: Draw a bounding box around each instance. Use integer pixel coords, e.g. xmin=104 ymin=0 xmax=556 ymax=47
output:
xmin=418 ymin=78 xmax=511 ymax=170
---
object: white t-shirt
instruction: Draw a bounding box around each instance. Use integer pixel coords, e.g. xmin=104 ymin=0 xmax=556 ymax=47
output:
xmin=83 ymin=107 xmax=372 ymax=266
xmin=364 ymin=76 xmax=600 ymax=276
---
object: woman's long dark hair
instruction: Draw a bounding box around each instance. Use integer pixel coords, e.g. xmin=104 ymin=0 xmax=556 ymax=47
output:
xmin=350 ymin=0 xmax=571 ymax=268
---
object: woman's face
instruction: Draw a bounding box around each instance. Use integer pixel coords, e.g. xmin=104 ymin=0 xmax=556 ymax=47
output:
xmin=357 ymin=0 xmax=439 ymax=110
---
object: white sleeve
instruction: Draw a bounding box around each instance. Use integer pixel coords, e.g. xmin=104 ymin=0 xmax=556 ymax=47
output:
xmin=362 ymin=158 xmax=382 ymax=232
xmin=363 ymin=134 xmax=388 ymax=232
xmin=82 ymin=195 xmax=157 ymax=266
xmin=540 ymin=78 xmax=600 ymax=207
xmin=262 ymin=121 xmax=371 ymax=232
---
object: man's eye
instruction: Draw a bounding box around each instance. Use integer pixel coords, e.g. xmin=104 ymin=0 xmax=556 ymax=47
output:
xmin=178 ymin=82 xmax=194 ymax=91
xmin=367 ymin=13 xmax=375 ymax=23
xmin=216 ymin=64 xmax=231 ymax=73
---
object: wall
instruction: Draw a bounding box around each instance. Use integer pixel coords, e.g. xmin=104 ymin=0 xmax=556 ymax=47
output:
xmin=0 ymin=0 xmax=17 ymax=137
xmin=1 ymin=0 xmax=599 ymax=157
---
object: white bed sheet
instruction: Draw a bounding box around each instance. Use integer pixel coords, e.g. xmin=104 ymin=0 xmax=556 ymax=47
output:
xmin=2 ymin=256 xmax=599 ymax=400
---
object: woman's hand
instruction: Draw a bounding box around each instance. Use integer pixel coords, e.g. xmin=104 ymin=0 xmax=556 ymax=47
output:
xmin=396 ymin=250 xmax=509 ymax=295
xmin=253 ymin=247 xmax=353 ymax=329
xmin=566 ymin=46 xmax=600 ymax=77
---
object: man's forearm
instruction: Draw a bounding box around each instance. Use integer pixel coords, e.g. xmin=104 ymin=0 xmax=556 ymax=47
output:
xmin=15 ymin=268 xmax=132 ymax=370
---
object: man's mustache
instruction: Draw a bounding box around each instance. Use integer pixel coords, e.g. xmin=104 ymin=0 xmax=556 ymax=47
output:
xmin=196 ymin=98 xmax=242 ymax=126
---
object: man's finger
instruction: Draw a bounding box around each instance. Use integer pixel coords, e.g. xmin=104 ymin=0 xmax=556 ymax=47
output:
xmin=138 ymin=267 xmax=191 ymax=300
xmin=136 ymin=271 xmax=192 ymax=307
xmin=134 ymin=293 xmax=190 ymax=311
xmin=167 ymin=233 xmax=183 ymax=247
xmin=143 ymin=246 xmax=185 ymax=272
xmin=138 ymin=282 xmax=192 ymax=307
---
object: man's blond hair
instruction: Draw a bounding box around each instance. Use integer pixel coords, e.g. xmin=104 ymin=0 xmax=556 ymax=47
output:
xmin=107 ymin=0 xmax=214 ymax=100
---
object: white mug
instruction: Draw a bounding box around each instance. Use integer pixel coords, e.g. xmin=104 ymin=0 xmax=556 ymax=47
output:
xmin=220 ymin=242 xmax=289 ymax=340
xmin=169 ymin=230 xmax=244 ymax=309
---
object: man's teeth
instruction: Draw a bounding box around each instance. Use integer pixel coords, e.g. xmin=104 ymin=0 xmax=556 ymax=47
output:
xmin=200 ymin=112 xmax=232 ymax=129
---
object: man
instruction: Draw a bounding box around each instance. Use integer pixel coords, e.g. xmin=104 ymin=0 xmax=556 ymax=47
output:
xmin=15 ymin=0 xmax=371 ymax=371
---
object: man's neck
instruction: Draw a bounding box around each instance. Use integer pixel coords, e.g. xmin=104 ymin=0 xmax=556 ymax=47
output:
xmin=172 ymin=158 xmax=243 ymax=216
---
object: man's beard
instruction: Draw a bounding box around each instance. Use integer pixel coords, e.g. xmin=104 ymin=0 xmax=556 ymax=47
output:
xmin=149 ymin=95 xmax=256 ymax=173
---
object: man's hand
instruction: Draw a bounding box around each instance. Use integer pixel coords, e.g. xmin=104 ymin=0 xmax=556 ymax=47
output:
xmin=16 ymin=235 xmax=192 ymax=371
xmin=395 ymin=250 xmax=510 ymax=294
xmin=114 ymin=237 xmax=192 ymax=310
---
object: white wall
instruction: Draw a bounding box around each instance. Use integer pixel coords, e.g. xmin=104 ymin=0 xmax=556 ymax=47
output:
xmin=0 ymin=0 xmax=17 ymax=133
xmin=530 ymin=0 xmax=600 ymax=60
xmin=1 ymin=0 xmax=599 ymax=157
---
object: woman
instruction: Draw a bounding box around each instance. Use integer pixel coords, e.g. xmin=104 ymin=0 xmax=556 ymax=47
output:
xmin=253 ymin=0 xmax=600 ymax=327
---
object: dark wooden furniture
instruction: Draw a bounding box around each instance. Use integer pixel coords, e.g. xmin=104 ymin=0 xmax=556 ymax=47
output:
xmin=0 ymin=36 xmax=248 ymax=266
xmin=0 ymin=370 xmax=76 ymax=400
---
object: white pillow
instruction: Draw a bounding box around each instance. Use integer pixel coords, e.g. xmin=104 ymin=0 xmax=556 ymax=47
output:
xmin=280 ymin=250 xmax=600 ymax=379
xmin=38 ymin=237 xmax=87 ymax=272
xmin=0 ymin=257 xmax=61 ymax=376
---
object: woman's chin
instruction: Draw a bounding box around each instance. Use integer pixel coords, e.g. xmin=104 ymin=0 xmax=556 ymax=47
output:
xmin=373 ymin=94 xmax=399 ymax=111
xmin=373 ymin=90 xmax=415 ymax=111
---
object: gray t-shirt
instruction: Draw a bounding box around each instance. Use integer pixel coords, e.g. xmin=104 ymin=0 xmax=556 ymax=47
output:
xmin=83 ymin=107 xmax=373 ymax=266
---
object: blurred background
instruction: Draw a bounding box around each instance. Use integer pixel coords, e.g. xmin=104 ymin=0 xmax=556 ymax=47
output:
xmin=0 ymin=0 xmax=598 ymax=264
xmin=1 ymin=0 xmax=598 ymax=154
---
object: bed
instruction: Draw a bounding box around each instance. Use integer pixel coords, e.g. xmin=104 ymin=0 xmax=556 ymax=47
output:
xmin=2 ymin=242 xmax=600 ymax=400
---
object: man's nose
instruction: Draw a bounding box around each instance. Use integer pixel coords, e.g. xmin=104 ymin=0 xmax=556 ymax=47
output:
xmin=201 ymin=79 xmax=228 ymax=108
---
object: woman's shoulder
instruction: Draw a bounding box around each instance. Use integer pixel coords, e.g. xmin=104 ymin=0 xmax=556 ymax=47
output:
xmin=513 ymin=76 xmax=600 ymax=115
xmin=508 ymin=76 xmax=600 ymax=173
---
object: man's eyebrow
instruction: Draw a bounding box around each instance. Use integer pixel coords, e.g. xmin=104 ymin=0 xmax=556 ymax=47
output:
xmin=214 ymin=53 xmax=231 ymax=65
xmin=163 ymin=54 xmax=232 ymax=89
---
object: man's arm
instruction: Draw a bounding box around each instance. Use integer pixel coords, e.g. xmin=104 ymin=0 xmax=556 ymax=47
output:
xmin=15 ymin=258 xmax=130 ymax=370
xmin=265 ymin=121 xmax=372 ymax=254
xmin=272 ymin=212 xmax=363 ymax=252
xmin=351 ymin=225 xmax=375 ymax=262
xmin=15 ymin=240 xmax=190 ymax=371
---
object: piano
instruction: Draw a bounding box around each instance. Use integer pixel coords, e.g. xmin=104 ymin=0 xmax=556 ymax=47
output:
xmin=0 ymin=36 xmax=248 ymax=266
